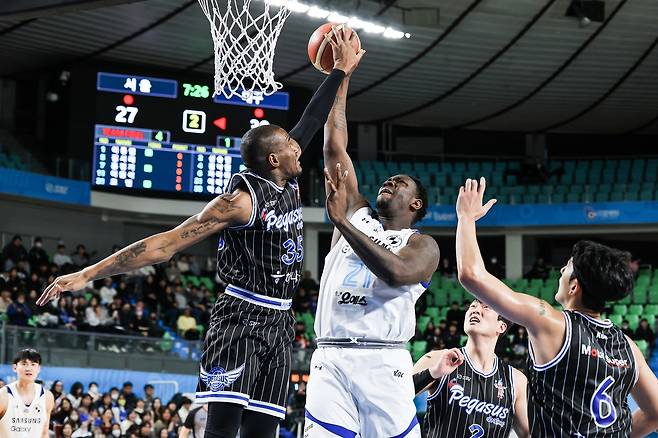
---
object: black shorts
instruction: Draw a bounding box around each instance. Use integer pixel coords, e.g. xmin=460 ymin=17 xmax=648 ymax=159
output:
xmin=195 ymin=293 xmax=295 ymax=419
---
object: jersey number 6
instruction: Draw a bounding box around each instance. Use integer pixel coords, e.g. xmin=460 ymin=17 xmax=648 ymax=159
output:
xmin=590 ymin=376 xmax=617 ymax=428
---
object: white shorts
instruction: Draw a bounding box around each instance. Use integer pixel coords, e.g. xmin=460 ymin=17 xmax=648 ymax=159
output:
xmin=304 ymin=347 xmax=421 ymax=438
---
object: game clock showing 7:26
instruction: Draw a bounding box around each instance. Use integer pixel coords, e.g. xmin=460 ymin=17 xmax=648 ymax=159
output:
xmin=92 ymin=72 xmax=289 ymax=197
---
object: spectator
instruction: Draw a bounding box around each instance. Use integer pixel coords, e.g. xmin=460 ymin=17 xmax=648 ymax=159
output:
xmin=525 ymin=256 xmax=550 ymax=280
xmin=71 ymin=244 xmax=90 ymax=268
xmin=427 ymin=326 xmax=444 ymax=351
xmin=165 ymin=260 xmax=181 ymax=282
xmin=188 ymin=256 xmax=202 ymax=276
xmin=67 ymin=381 xmax=84 ymax=408
xmin=293 ymin=322 xmax=310 ymax=349
xmin=53 ymin=243 xmax=74 ymax=268
xmin=635 ymin=318 xmax=655 ymax=347
xmin=629 ymin=257 xmax=641 ymax=279
xmin=153 ymin=408 xmax=173 ymax=436
xmin=293 ymin=288 xmax=311 ymax=314
xmin=2 ymin=235 xmax=28 ymax=271
xmin=179 ymin=404 xmax=208 ymax=438
xmin=487 ymin=256 xmax=505 ymax=279
xmin=52 ymin=397 xmax=74 ymax=424
xmin=62 ymin=421 xmax=75 ymax=438
xmin=50 ymin=380 xmax=66 ymax=406
xmin=445 ymin=302 xmax=464 ymax=327
xmin=100 ymin=278 xmax=118 ymax=305
xmin=85 ymin=297 xmax=113 ymax=329
xmin=143 ymin=384 xmax=155 ymax=411
xmin=442 ymin=323 xmax=461 ymax=349
xmin=121 ymin=409 xmax=140 ymax=435
xmin=620 ymin=320 xmax=634 ymax=338
xmin=299 ymin=270 xmax=319 ymax=293
xmin=88 ymin=382 xmax=101 ymax=402
xmin=0 ymin=290 xmax=13 ymax=314
xmin=26 ymin=272 xmax=44 ymax=293
xmin=177 ymin=308 xmax=200 ymax=340
xmin=438 ymin=257 xmax=455 ymax=278
xmin=177 ymin=255 xmax=191 ymax=274
xmin=511 ymin=326 xmax=529 ymax=358
xmin=7 ymin=293 xmax=32 ymax=326
xmin=174 ymin=285 xmax=188 ymax=310
xmin=178 ymin=398 xmax=192 ymax=423
xmin=122 ymin=382 xmax=139 ymax=412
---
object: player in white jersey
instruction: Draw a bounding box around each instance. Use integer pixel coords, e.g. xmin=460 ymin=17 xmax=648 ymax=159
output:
xmin=0 ymin=349 xmax=54 ymax=438
xmin=304 ymin=31 xmax=441 ymax=437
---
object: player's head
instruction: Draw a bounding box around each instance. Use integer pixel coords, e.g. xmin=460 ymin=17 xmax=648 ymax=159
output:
xmin=464 ymin=300 xmax=511 ymax=339
xmin=12 ymin=348 xmax=42 ymax=382
xmin=240 ymin=125 xmax=302 ymax=177
xmin=555 ymin=240 xmax=634 ymax=312
xmin=376 ymin=175 xmax=428 ymax=225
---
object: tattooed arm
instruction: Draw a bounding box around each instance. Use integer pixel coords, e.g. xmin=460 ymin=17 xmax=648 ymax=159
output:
xmin=323 ymin=75 xmax=368 ymax=248
xmin=36 ymin=190 xmax=252 ymax=305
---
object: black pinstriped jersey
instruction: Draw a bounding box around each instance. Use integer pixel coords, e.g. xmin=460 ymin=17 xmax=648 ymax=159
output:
xmin=527 ymin=311 xmax=637 ymax=437
xmin=424 ymin=348 xmax=515 ymax=438
xmin=216 ymin=171 xmax=304 ymax=300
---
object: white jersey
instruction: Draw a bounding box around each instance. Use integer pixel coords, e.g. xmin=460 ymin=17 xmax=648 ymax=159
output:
xmin=0 ymin=381 xmax=47 ymax=438
xmin=315 ymin=207 xmax=427 ymax=341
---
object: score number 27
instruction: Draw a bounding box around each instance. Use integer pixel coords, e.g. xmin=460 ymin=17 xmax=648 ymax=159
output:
xmin=115 ymin=105 xmax=138 ymax=124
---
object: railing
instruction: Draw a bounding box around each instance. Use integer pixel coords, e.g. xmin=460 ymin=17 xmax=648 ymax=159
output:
xmin=1 ymin=324 xmax=314 ymax=373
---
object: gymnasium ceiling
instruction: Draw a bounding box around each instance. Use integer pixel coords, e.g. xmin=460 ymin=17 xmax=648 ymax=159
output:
xmin=0 ymin=0 xmax=657 ymax=134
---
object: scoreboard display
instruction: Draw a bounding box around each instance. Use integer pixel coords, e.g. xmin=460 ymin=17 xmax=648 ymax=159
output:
xmin=92 ymin=71 xmax=289 ymax=197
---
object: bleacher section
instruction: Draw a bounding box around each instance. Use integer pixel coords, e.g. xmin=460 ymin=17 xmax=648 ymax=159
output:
xmin=408 ymin=267 xmax=658 ymax=361
xmin=321 ymin=158 xmax=658 ymax=206
xmin=0 ymin=151 xmax=28 ymax=171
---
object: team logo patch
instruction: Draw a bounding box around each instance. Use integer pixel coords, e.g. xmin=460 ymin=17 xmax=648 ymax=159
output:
xmin=217 ymin=238 xmax=225 ymax=251
xmin=385 ymin=235 xmax=403 ymax=248
xmin=494 ymin=379 xmax=506 ymax=399
xmin=200 ymin=364 xmax=245 ymax=392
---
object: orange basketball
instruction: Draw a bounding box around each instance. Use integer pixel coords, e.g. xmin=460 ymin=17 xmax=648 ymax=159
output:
xmin=307 ymin=23 xmax=361 ymax=74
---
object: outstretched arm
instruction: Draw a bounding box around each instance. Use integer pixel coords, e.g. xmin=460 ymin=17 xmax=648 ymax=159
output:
xmin=324 ymin=164 xmax=439 ymax=287
xmin=37 ymin=190 xmax=252 ymax=305
xmin=288 ymin=26 xmax=364 ymax=152
xmin=456 ymin=178 xmax=566 ymax=364
xmin=323 ymin=67 xmax=367 ymax=221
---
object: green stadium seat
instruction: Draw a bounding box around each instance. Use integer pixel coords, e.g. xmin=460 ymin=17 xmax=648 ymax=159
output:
xmin=523 ymin=194 xmax=537 ymax=204
xmin=552 ymin=194 xmax=566 ymax=203
xmin=628 ymin=304 xmax=643 ymax=315
xmin=612 ymin=304 xmax=627 ymax=315
xmin=200 ymin=277 xmax=215 ymax=290
xmin=610 ymin=192 xmax=624 ymax=202
xmin=566 ymin=193 xmax=581 ymax=203
xmin=432 ymin=291 xmax=447 ymax=307
xmin=540 ymin=290 xmax=555 ymax=303
xmin=643 ymin=304 xmax=658 ymax=314
xmin=608 ymin=314 xmax=622 ymax=326
xmin=425 ymin=307 xmax=440 ymax=321
xmin=635 ymin=340 xmax=649 ymax=358
xmin=595 ymin=192 xmax=610 ymax=202
xmin=632 ymin=288 xmax=647 ymax=304
xmin=537 ymin=194 xmax=550 ymax=204
xmin=640 ymin=190 xmax=655 ymax=201
xmin=417 ymin=316 xmax=431 ymax=332
xmin=618 ymin=294 xmax=632 ymax=305
xmin=627 ymin=314 xmax=640 ymax=331
xmin=412 ymin=341 xmax=428 ymax=361
xmin=555 ymin=185 xmax=570 ymax=195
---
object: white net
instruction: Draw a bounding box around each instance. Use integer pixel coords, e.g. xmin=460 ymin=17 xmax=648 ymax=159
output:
xmin=198 ymin=0 xmax=291 ymax=100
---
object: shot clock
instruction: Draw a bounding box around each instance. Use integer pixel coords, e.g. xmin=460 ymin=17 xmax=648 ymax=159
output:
xmin=92 ymin=71 xmax=289 ymax=198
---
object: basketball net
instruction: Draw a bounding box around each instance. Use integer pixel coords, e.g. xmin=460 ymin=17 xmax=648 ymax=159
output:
xmin=198 ymin=0 xmax=291 ymax=101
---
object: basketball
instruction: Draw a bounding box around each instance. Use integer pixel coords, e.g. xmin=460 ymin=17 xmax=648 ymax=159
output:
xmin=308 ymin=23 xmax=361 ymax=74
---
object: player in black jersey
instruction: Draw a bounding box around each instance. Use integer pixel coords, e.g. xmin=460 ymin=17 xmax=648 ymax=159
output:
xmin=36 ymin=30 xmax=363 ymax=438
xmin=455 ymin=178 xmax=658 ymax=437
xmin=413 ymin=300 xmax=529 ymax=438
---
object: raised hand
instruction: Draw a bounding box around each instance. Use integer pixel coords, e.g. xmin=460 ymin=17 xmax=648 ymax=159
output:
xmin=324 ymin=162 xmax=349 ymax=225
xmin=37 ymin=270 xmax=90 ymax=306
xmin=456 ymin=177 xmax=497 ymax=222
xmin=326 ymin=25 xmax=365 ymax=75
xmin=429 ymin=348 xmax=465 ymax=378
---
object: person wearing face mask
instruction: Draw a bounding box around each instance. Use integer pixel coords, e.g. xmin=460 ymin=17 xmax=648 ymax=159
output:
xmin=28 ymin=237 xmax=49 ymax=273
xmin=110 ymin=423 xmax=123 ymax=438
xmin=88 ymin=382 xmax=101 ymax=402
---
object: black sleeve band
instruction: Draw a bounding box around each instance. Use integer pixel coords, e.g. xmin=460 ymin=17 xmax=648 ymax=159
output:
xmin=288 ymin=68 xmax=346 ymax=151
xmin=413 ymin=369 xmax=435 ymax=393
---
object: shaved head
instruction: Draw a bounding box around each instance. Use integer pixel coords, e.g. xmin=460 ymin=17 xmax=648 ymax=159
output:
xmin=240 ymin=125 xmax=285 ymax=170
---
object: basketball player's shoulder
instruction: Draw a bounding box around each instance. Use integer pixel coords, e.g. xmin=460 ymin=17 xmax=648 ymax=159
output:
xmin=407 ymin=232 xmax=439 ymax=254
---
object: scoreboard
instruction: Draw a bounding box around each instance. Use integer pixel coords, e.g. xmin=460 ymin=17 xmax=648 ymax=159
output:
xmin=91 ymin=71 xmax=289 ymax=197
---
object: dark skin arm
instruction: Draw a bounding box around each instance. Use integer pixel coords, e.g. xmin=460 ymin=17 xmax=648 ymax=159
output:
xmin=37 ymin=190 xmax=252 ymax=305
xmin=324 ymin=164 xmax=439 ymax=287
